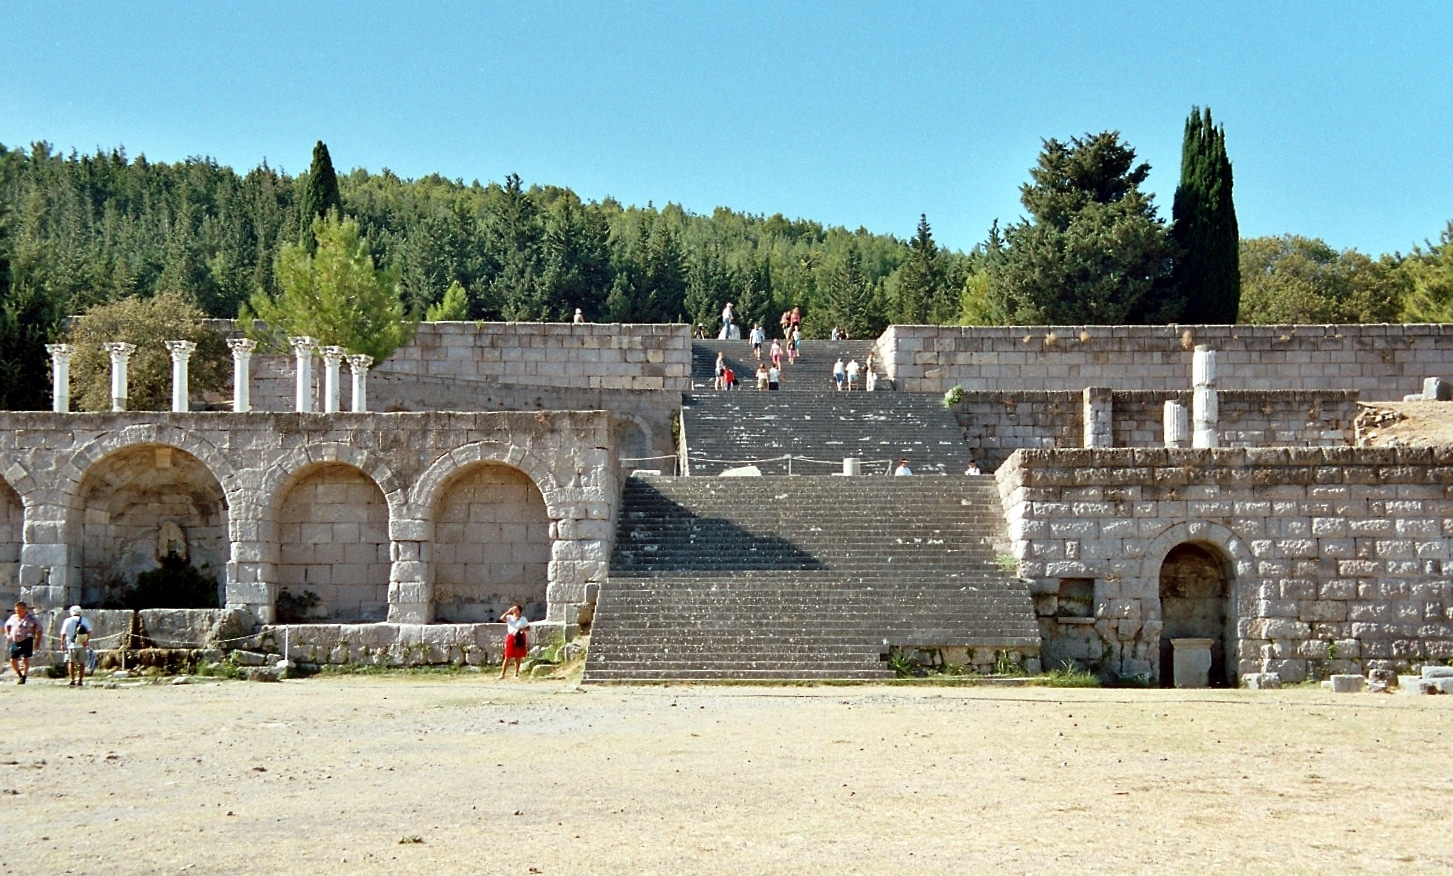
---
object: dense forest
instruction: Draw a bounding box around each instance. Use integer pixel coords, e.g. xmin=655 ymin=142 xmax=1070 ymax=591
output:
xmin=1 ymin=128 xmax=1451 ymax=408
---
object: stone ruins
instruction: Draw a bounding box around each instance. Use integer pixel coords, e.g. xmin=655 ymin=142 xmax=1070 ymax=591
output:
xmin=4 ymin=321 xmax=1453 ymax=685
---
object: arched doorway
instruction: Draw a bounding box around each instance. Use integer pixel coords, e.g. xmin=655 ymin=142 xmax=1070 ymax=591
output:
xmin=1158 ymin=542 xmax=1234 ymax=687
xmin=431 ymin=462 xmax=550 ymax=622
xmin=275 ymin=463 xmax=391 ymax=622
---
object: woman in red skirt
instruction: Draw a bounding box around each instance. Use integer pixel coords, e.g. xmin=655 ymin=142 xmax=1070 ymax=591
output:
xmin=500 ymin=603 xmax=530 ymax=678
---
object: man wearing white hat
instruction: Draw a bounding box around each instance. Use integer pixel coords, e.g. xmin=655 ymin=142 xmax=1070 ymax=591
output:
xmin=60 ymin=605 xmax=91 ymax=687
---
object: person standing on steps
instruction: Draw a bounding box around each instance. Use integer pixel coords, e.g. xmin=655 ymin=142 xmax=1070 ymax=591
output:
xmin=750 ymin=324 xmax=765 ymax=359
xmin=721 ymin=302 xmax=735 ymax=334
xmin=714 ymin=351 xmax=726 ymax=390
xmin=894 ymin=458 xmax=913 ymax=476
xmin=832 ymin=357 xmax=846 ymax=391
xmin=845 ymin=358 xmax=860 ymax=391
xmin=964 ymin=460 xmax=982 ymax=476
xmin=787 ymin=327 xmax=799 ymax=365
xmin=769 ymin=339 xmax=783 ymax=371
xmin=768 ymin=363 xmax=781 ymax=390
xmin=5 ymin=601 xmax=42 ymax=684
xmin=500 ymin=604 xmax=530 ymax=679
xmin=756 ymin=363 xmax=769 ymax=391
xmin=60 ymin=605 xmax=91 ymax=687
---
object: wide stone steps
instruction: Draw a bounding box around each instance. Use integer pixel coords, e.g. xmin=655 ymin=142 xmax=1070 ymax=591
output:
xmin=680 ymin=391 xmax=973 ymax=476
xmin=584 ymin=476 xmax=1037 ymax=682
xmin=692 ymin=339 xmax=882 ymax=392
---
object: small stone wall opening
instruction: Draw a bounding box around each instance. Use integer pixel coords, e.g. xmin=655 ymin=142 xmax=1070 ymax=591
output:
xmin=1158 ymin=542 xmax=1233 ymax=687
xmin=1056 ymin=578 xmax=1095 ymax=619
xmin=75 ymin=445 xmax=229 ymax=606
xmin=431 ymin=462 xmax=550 ymax=623
xmin=276 ymin=463 xmax=390 ymax=622
xmin=613 ymin=417 xmax=654 ymax=474
xmin=0 ymin=479 xmax=21 ymax=606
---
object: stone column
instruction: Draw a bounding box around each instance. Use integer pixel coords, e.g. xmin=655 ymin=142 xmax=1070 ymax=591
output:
xmin=164 ymin=340 xmax=197 ymax=412
xmin=1163 ymin=400 xmax=1190 ymax=448
xmin=288 ymin=336 xmax=316 ymax=412
xmin=227 ymin=338 xmax=257 ymax=412
xmin=103 ymin=342 xmax=137 ymax=412
xmin=320 ymin=346 xmax=346 ymax=413
xmin=347 ymin=353 xmax=374 ymax=413
xmin=45 ymin=343 xmax=73 ymax=413
xmin=1082 ymin=387 xmax=1113 ymax=448
xmin=1192 ymin=345 xmax=1218 ymax=449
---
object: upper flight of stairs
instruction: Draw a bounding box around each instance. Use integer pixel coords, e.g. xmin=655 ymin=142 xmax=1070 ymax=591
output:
xmin=583 ymin=475 xmax=1039 ymax=682
xmin=691 ymin=339 xmax=884 ymax=392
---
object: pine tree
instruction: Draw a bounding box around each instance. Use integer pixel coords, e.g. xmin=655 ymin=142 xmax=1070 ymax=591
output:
xmin=986 ymin=132 xmax=1177 ymax=324
xmin=299 ymin=141 xmax=342 ymax=251
xmin=1170 ymin=107 xmax=1240 ymax=324
xmin=894 ymin=214 xmax=945 ymax=324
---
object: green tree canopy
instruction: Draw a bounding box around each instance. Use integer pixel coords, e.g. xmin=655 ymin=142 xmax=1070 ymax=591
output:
xmin=65 ymin=291 xmax=229 ymax=411
xmin=299 ymin=140 xmax=342 ymax=250
xmin=893 ymin=214 xmax=948 ymax=324
xmin=1238 ymin=235 xmax=1405 ymax=324
xmin=1170 ymin=107 xmax=1240 ymax=324
xmin=245 ymin=214 xmax=417 ymax=362
xmin=985 ymin=132 xmax=1178 ymax=324
xmin=1399 ymin=221 xmax=1453 ymax=322
xmin=425 ymin=279 xmax=470 ymax=321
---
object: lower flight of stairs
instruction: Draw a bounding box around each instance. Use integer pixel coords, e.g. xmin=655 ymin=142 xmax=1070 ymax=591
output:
xmin=583 ymin=475 xmax=1039 ymax=682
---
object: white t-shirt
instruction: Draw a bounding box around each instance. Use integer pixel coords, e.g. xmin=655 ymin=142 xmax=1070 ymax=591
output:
xmin=846 ymin=360 xmax=860 ymax=378
xmin=506 ymin=615 xmax=531 ymax=635
xmin=894 ymin=464 xmax=913 ymax=476
xmin=61 ymin=615 xmax=90 ymax=646
xmin=833 ymin=360 xmax=846 ymax=377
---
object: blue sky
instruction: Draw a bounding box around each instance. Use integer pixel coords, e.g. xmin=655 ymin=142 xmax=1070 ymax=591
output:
xmin=3 ymin=2 xmax=1450 ymax=257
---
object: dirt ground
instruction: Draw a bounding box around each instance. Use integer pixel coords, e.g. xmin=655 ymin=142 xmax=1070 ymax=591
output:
xmin=1356 ymin=400 xmax=1453 ymax=446
xmin=2 ymin=675 xmax=1450 ymax=875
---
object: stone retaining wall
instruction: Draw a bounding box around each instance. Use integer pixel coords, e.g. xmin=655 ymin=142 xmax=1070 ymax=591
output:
xmin=997 ymin=446 xmax=1453 ymax=682
xmin=954 ymin=390 xmax=1359 ymax=471
xmin=250 ymin=621 xmax=567 ymax=667
xmin=0 ymin=411 xmax=616 ymax=628
xmin=880 ymin=324 xmax=1453 ymax=397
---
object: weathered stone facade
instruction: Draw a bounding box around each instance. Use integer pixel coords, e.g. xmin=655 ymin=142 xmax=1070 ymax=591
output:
xmin=998 ymin=447 xmax=1453 ymax=683
xmin=878 ymin=323 xmax=1453 ymax=396
xmin=0 ymin=411 xmax=615 ymax=628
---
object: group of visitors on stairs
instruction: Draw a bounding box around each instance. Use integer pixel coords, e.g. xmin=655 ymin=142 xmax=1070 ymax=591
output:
xmin=711 ymin=302 xmax=880 ymax=392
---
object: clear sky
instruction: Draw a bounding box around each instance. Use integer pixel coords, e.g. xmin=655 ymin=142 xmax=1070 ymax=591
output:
xmin=3 ymin=2 xmax=1450 ymax=257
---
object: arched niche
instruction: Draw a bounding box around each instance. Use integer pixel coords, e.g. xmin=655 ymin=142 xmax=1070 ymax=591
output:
xmin=1158 ymin=541 xmax=1235 ymax=687
xmin=431 ymin=462 xmax=550 ymax=622
xmin=275 ymin=462 xmax=391 ymax=622
xmin=74 ymin=445 xmax=229 ymax=606
xmin=0 ymin=478 xmax=22 ymax=606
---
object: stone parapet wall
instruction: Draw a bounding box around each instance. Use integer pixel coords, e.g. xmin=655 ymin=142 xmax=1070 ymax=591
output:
xmin=953 ymin=389 xmax=1359 ymax=471
xmin=997 ymin=446 xmax=1453 ymax=682
xmin=213 ymin=321 xmax=693 ymax=408
xmin=881 ymin=323 xmax=1453 ymax=397
xmin=251 ymin=621 xmax=567 ymax=667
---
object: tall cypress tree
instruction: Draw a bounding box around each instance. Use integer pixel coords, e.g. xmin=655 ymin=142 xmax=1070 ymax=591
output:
xmin=299 ymin=140 xmax=343 ymax=250
xmin=1170 ymin=107 xmax=1240 ymax=324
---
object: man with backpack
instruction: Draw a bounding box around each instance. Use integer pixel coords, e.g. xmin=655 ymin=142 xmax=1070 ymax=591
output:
xmin=60 ymin=605 xmax=91 ymax=687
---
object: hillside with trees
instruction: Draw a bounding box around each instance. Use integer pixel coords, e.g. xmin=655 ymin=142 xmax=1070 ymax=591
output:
xmin=0 ymin=120 xmax=1450 ymax=408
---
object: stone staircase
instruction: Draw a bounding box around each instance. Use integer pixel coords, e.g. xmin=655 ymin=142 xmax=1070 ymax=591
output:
xmin=583 ymin=475 xmax=1039 ymax=682
xmin=691 ymin=339 xmax=883 ymax=392
xmin=681 ymin=392 xmax=976 ymax=476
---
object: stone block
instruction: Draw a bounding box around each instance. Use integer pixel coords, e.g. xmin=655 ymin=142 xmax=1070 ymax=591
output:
xmin=1329 ymin=674 xmax=1366 ymax=693
xmin=1400 ymin=676 xmax=1437 ymax=695
xmin=1423 ymin=665 xmax=1453 ymax=678
xmin=1241 ymin=672 xmax=1282 ymax=690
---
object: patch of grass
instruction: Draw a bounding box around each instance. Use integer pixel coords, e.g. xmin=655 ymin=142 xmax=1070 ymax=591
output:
xmin=1030 ymin=664 xmax=1102 ymax=688
xmin=886 ymin=649 xmax=923 ymax=678
xmin=995 ymin=553 xmax=1019 ymax=573
xmin=398 ymin=835 xmax=424 ymax=845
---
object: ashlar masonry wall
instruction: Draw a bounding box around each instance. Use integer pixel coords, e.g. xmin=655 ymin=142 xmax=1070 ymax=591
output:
xmin=0 ymin=411 xmax=616 ymax=630
xmin=953 ymin=389 xmax=1359 ymax=471
xmin=880 ymin=324 xmax=1453 ymax=398
xmin=997 ymin=446 xmax=1453 ymax=683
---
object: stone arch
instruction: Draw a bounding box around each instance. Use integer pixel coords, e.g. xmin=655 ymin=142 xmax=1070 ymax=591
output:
xmin=272 ymin=460 xmax=392 ymax=622
xmin=62 ymin=425 xmax=240 ymax=506
xmin=257 ymin=443 xmax=407 ymax=527
xmin=409 ymin=442 xmax=564 ymax=522
xmin=429 ymin=461 xmax=551 ymax=622
xmin=1142 ymin=521 xmax=1249 ymax=688
xmin=0 ymin=477 xmax=22 ymax=606
xmin=612 ymin=415 xmax=657 ymax=473
xmin=70 ymin=444 xmax=230 ymax=606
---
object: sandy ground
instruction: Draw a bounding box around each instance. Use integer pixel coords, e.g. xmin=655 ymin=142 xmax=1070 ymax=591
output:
xmin=1356 ymin=400 xmax=1453 ymax=446
xmin=1 ymin=674 xmax=1451 ymax=876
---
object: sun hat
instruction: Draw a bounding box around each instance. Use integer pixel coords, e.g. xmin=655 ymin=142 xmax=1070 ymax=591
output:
xmin=69 ymin=605 xmax=82 ymax=616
